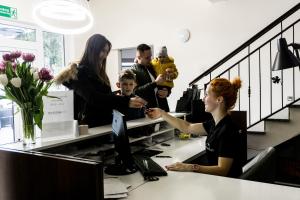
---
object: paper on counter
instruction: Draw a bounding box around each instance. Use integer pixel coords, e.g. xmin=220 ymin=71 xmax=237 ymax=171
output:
xmin=104 ymin=177 xmax=128 ymax=198
xmin=104 ymin=193 xmax=127 ymax=199
xmin=43 ymin=91 xmax=74 ymax=123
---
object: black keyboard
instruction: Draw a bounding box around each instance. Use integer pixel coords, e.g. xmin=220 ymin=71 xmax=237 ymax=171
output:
xmin=132 ymin=154 xmax=167 ymax=177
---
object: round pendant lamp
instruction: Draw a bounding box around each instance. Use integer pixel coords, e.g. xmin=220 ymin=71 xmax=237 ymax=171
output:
xmin=32 ymin=0 xmax=94 ymax=35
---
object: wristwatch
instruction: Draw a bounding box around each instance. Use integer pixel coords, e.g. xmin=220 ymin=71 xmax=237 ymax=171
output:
xmin=191 ymin=164 xmax=199 ymax=172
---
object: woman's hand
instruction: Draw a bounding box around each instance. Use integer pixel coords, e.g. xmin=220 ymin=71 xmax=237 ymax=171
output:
xmin=165 ymin=162 xmax=194 ymax=172
xmin=146 ymin=108 xmax=162 ymax=119
xmin=129 ymin=96 xmax=147 ymax=108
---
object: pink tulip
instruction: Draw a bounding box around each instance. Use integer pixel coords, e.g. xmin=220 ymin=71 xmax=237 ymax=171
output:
xmin=22 ymin=53 xmax=35 ymax=62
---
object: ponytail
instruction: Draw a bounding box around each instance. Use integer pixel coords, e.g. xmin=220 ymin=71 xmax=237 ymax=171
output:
xmin=210 ymin=77 xmax=242 ymax=110
xmin=231 ymin=77 xmax=242 ymax=92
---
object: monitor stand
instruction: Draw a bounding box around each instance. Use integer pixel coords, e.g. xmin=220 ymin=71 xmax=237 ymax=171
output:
xmin=104 ymin=157 xmax=137 ymax=175
xmin=105 ymin=163 xmax=137 ymax=175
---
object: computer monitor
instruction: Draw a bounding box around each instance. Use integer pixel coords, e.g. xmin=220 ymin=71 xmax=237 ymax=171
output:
xmin=104 ymin=109 xmax=137 ymax=175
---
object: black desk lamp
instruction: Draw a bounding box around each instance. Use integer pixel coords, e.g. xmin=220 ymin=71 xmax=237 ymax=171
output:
xmin=272 ymin=38 xmax=300 ymax=71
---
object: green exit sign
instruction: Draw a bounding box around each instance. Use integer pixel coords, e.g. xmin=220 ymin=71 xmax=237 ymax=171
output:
xmin=0 ymin=5 xmax=17 ymax=19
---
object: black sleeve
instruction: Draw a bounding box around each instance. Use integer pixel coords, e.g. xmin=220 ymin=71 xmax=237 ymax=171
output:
xmin=134 ymin=81 xmax=157 ymax=95
xmin=71 ymin=71 xmax=130 ymax=111
xmin=131 ymin=65 xmax=157 ymax=96
xmin=202 ymin=120 xmax=213 ymax=135
xmin=218 ymin=129 xmax=240 ymax=159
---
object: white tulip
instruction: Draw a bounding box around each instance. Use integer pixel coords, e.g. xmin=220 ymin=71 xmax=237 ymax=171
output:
xmin=33 ymin=72 xmax=39 ymax=80
xmin=10 ymin=77 xmax=22 ymax=88
xmin=30 ymin=67 xmax=38 ymax=74
xmin=0 ymin=74 xmax=8 ymax=86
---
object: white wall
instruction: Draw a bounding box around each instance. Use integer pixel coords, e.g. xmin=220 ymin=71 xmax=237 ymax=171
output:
xmin=71 ymin=0 xmax=300 ymax=111
xmin=2 ymin=0 xmax=299 ymax=113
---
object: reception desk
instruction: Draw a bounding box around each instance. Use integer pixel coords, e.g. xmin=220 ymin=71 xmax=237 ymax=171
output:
xmin=123 ymin=137 xmax=300 ymax=200
xmin=1 ymin=113 xmax=300 ymax=200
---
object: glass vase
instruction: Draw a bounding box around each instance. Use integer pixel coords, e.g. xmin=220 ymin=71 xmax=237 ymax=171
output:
xmin=20 ymin=103 xmax=36 ymax=145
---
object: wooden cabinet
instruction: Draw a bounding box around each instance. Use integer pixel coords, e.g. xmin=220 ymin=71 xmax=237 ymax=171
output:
xmin=0 ymin=148 xmax=103 ymax=200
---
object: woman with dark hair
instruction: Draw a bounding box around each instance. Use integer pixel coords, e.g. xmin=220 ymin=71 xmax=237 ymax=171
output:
xmin=147 ymin=77 xmax=243 ymax=178
xmin=55 ymin=34 xmax=146 ymax=127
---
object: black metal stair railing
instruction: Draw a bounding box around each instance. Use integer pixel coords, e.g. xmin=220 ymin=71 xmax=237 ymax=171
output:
xmin=188 ymin=3 xmax=300 ymax=128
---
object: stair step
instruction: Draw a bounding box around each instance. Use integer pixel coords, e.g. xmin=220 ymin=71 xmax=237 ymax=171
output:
xmin=247 ymin=131 xmax=265 ymax=135
xmin=247 ymin=121 xmax=265 ymax=132
xmin=267 ymin=108 xmax=289 ymax=121
xmin=290 ymin=104 xmax=300 ymax=108
xmin=247 ymin=148 xmax=262 ymax=160
xmin=265 ymin=118 xmax=290 ymax=122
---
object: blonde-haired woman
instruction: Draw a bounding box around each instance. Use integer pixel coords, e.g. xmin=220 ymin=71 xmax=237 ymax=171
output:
xmin=147 ymin=77 xmax=242 ymax=177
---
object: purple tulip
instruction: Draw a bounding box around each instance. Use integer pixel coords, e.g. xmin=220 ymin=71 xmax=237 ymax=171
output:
xmin=0 ymin=61 xmax=6 ymax=72
xmin=22 ymin=53 xmax=35 ymax=62
xmin=2 ymin=53 xmax=12 ymax=62
xmin=38 ymin=67 xmax=53 ymax=82
xmin=10 ymin=51 xmax=22 ymax=59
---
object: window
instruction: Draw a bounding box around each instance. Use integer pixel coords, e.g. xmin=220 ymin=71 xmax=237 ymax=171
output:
xmin=0 ymin=99 xmax=14 ymax=144
xmin=0 ymin=50 xmax=15 ymax=144
xmin=119 ymin=46 xmax=154 ymax=71
xmin=0 ymin=21 xmax=65 ymax=145
xmin=0 ymin=23 xmax=36 ymax=41
xmin=120 ymin=48 xmax=136 ymax=70
xmin=43 ymin=31 xmax=65 ymax=76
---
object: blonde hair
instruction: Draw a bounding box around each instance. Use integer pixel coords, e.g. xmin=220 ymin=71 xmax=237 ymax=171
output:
xmin=210 ymin=77 xmax=242 ymax=110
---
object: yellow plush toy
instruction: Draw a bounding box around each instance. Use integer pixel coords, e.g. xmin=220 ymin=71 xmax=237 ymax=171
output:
xmin=178 ymin=132 xmax=191 ymax=140
xmin=151 ymin=46 xmax=178 ymax=89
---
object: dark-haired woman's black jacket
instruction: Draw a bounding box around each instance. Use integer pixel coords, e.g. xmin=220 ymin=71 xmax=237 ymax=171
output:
xmin=59 ymin=65 xmax=130 ymax=127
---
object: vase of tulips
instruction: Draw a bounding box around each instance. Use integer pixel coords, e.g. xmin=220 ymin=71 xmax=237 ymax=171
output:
xmin=0 ymin=51 xmax=54 ymax=145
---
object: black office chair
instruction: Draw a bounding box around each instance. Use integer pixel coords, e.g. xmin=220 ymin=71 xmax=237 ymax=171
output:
xmin=230 ymin=111 xmax=247 ymax=166
xmin=240 ymin=147 xmax=276 ymax=183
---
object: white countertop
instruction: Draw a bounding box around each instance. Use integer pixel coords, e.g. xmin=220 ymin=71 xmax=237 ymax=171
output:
xmin=128 ymin=171 xmax=300 ymax=200
xmin=108 ymin=137 xmax=207 ymax=193
xmin=0 ymin=112 xmax=186 ymax=151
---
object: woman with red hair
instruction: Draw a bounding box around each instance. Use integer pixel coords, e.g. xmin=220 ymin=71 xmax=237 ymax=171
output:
xmin=147 ymin=77 xmax=242 ymax=177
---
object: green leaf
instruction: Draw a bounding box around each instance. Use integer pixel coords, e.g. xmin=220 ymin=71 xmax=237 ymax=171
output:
xmin=0 ymin=95 xmax=7 ymax=100
xmin=33 ymin=104 xmax=44 ymax=129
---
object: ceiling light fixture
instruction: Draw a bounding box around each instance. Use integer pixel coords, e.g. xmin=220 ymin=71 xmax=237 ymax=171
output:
xmin=32 ymin=0 xmax=94 ymax=35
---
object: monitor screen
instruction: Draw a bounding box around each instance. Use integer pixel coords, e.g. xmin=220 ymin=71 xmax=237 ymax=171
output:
xmin=112 ymin=109 xmax=131 ymax=164
xmin=105 ymin=110 xmax=137 ymax=175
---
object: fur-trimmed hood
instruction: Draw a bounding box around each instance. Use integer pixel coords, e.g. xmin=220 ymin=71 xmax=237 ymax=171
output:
xmin=54 ymin=62 xmax=78 ymax=85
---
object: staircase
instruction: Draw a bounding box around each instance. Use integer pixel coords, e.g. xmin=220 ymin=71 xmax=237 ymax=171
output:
xmin=247 ymin=100 xmax=300 ymax=158
xmin=183 ymin=3 xmax=300 ymax=155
